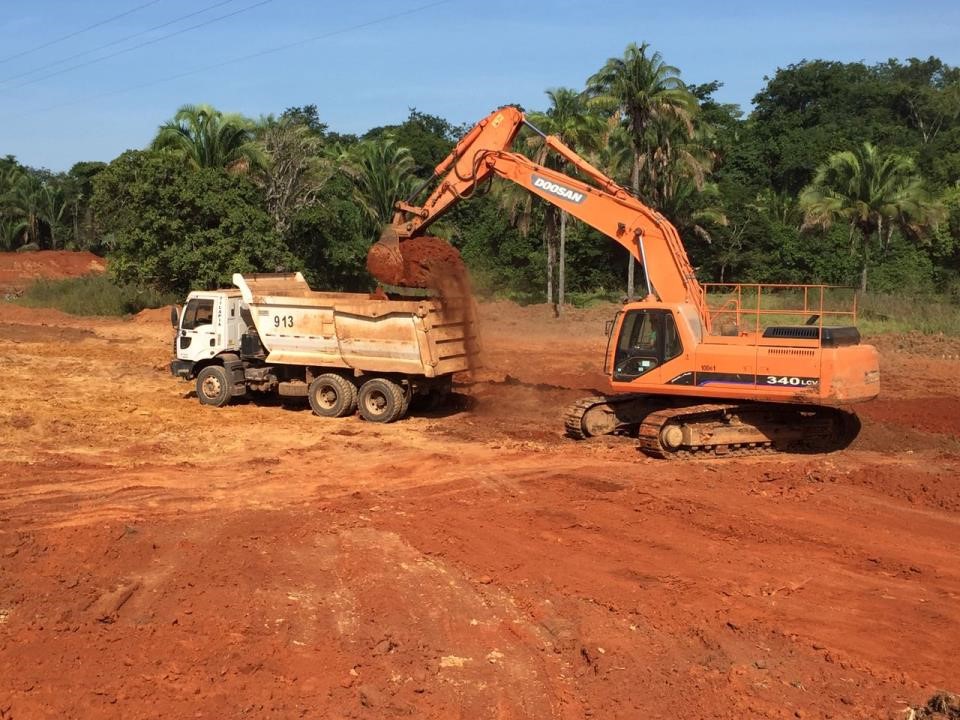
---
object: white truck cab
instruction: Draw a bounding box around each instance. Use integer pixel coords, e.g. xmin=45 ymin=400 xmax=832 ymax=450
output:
xmin=171 ymin=289 xmax=247 ymax=368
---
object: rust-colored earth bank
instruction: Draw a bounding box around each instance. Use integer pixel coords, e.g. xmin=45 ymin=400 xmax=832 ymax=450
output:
xmin=1 ymin=258 xmax=959 ymax=719
xmin=0 ymin=250 xmax=105 ymax=294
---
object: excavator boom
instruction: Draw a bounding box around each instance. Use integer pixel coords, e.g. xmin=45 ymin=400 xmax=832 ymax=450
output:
xmin=369 ymin=107 xmax=706 ymax=323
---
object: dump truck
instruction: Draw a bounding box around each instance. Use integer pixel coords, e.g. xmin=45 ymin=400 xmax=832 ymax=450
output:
xmin=169 ymin=272 xmax=479 ymax=423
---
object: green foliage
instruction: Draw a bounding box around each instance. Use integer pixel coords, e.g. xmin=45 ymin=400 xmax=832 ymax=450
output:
xmin=64 ymin=161 xmax=107 ymax=250
xmin=334 ymin=138 xmax=416 ymax=231
xmin=586 ymin=41 xmax=699 ymax=192
xmin=0 ymin=156 xmax=82 ymax=250
xmin=16 ymin=273 xmax=178 ymax=316
xmin=799 ymin=142 xmax=943 ymax=291
xmin=92 ymin=150 xmax=295 ymax=294
xmin=283 ymin=174 xmax=373 ymax=291
xmin=280 ymin=104 xmax=329 ymax=137
xmin=364 ymin=109 xmax=461 ymax=177
xmin=152 ymin=104 xmax=262 ymax=171
xmin=453 ymin=194 xmax=545 ymax=301
xmin=516 ymin=87 xmax=607 ymax=306
xmin=253 ymin=115 xmax=333 ymax=233
xmin=585 ymin=42 xmax=701 ymax=298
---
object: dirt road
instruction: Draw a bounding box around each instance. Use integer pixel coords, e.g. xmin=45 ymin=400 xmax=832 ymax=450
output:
xmin=1 ymin=299 xmax=958 ymax=719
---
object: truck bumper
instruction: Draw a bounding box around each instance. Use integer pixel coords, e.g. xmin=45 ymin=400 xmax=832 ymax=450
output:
xmin=170 ymin=359 xmax=194 ymax=379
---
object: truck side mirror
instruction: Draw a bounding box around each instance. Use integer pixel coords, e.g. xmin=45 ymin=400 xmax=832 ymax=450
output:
xmin=604 ymin=319 xmax=615 ymax=337
xmin=170 ymin=305 xmax=180 ymax=328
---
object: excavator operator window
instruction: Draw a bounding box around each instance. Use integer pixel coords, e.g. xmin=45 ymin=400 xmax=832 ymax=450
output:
xmin=663 ymin=313 xmax=682 ymax=362
xmin=613 ymin=310 xmax=683 ymax=381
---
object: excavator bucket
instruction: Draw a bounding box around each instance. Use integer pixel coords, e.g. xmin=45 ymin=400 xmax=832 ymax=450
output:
xmin=366 ymin=226 xmax=406 ymax=286
xmin=366 ymin=229 xmax=469 ymax=292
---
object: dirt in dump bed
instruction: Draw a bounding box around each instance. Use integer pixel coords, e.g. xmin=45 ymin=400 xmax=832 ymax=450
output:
xmin=367 ymin=235 xmax=469 ymax=293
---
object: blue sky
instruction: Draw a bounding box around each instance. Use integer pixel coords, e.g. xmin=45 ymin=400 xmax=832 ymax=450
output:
xmin=2 ymin=0 xmax=958 ymax=171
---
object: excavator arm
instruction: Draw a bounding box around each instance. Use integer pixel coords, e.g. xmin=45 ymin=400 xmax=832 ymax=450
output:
xmin=369 ymin=106 xmax=706 ymax=316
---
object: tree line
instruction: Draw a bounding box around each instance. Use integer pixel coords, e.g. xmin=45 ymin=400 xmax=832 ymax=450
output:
xmin=2 ymin=44 xmax=959 ymax=303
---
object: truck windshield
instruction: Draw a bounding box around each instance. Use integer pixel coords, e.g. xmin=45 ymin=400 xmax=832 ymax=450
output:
xmin=181 ymin=299 xmax=214 ymax=330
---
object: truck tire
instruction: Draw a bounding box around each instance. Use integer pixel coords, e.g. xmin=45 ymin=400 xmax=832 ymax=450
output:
xmin=357 ymin=378 xmax=406 ymax=423
xmin=196 ymin=365 xmax=231 ymax=407
xmin=308 ymin=374 xmax=357 ymax=418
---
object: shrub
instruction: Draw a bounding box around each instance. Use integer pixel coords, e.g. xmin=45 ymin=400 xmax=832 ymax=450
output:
xmin=16 ymin=274 xmax=179 ymax=316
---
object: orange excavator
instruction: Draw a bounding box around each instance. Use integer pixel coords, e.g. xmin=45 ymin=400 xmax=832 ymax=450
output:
xmin=367 ymin=107 xmax=880 ymax=457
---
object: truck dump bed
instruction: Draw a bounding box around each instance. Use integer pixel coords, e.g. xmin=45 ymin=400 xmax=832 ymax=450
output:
xmin=232 ymin=273 xmax=479 ymax=377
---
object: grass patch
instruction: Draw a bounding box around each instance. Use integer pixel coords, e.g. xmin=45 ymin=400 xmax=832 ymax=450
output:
xmin=704 ymin=286 xmax=960 ymax=336
xmin=14 ymin=274 xmax=179 ymax=316
xmin=856 ymin=292 xmax=960 ymax=335
xmin=565 ymin=289 xmax=624 ymax=308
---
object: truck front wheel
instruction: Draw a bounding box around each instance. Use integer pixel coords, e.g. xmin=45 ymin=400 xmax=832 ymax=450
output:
xmin=196 ymin=365 xmax=231 ymax=407
xmin=357 ymin=378 xmax=406 ymax=423
xmin=308 ymin=374 xmax=358 ymax=418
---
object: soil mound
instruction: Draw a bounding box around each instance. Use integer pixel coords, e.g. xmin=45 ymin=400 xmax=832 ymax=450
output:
xmin=367 ymin=235 xmax=469 ymax=293
xmin=0 ymin=251 xmax=106 ymax=293
xmin=133 ymin=306 xmax=175 ymax=324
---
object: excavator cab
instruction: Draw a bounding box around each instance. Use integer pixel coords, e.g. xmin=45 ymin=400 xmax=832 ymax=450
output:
xmin=610 ymin=308 xmax=683 ymax=382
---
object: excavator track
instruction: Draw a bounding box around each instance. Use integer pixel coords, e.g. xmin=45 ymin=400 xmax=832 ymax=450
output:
xmin=564 ymin=396 xmax=861 ymax=459
xmin=637 ymin=404 xmax=771 ymax=458
xmin=563 ymin=394 xmax=649 ymax=440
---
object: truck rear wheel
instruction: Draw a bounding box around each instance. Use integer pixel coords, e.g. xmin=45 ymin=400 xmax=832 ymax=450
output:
xmin=308 ymin=374 xmax=357 ymax=418
xmin=196 ymin=365 xmax=231 ymax=407
xmin=357 ymin=378 xmax=406 ymax=423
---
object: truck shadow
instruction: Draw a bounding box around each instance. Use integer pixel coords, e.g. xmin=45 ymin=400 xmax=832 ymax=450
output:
xmin=180 ymin=390 xmax=475 ymax=421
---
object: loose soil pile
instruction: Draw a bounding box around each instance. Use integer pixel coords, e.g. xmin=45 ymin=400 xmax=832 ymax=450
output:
xmin=1 ymin=291 xmax=959 ymax=719
xmin=0 ymin=250 xmax=106 ymax=293
xmin=367 ymin=235 xmax=469 ymax=293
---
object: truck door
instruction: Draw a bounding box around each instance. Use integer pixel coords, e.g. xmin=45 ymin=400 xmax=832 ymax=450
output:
xmin=178 ymin=297 xmax=217 ymax=361
xmin=225 ymin=297 xmax=244 ymax=350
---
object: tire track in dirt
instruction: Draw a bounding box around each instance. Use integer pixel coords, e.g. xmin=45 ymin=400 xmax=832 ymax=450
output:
xmin=2 ymin=297 xmax=959 ymax=718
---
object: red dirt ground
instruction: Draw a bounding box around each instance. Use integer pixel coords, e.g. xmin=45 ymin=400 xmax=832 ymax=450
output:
xmin=0 ymin=250 xmax=106 ymax=294
xmin=1 ymin=289 xmax=959 ymax=718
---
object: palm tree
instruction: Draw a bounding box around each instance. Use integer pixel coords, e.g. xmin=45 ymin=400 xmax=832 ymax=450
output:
xmin=658 ymin=178 xmax=728 ymax=247
xmin=526 ymin=88 xmax=604 ymax=313
xmin=335 ymin=138 xmax=416 ymax=232
xmin=588 ymin=122 xmax=633 ymax=186
xmin=645 ymin=115 xmax=726 ymax=246
xmin=0 ymin=217 xmax=27 ymax=250
xmin=586 ymin=42 xmax=698 ymax=299
xmin=6 ymin=173 xmax=43 ymax=247
xmin=643 ymin=115 xmax=713 ymax=207
xmin=38 ymin=183 xmax=68 ymax=249
xmin=152 ymin=104 xmax=262 ymax=171
xmin=750 ymin=189 xmax=803 ymax=228
xmin=799 ymin=142 xmax=944 ymax=292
